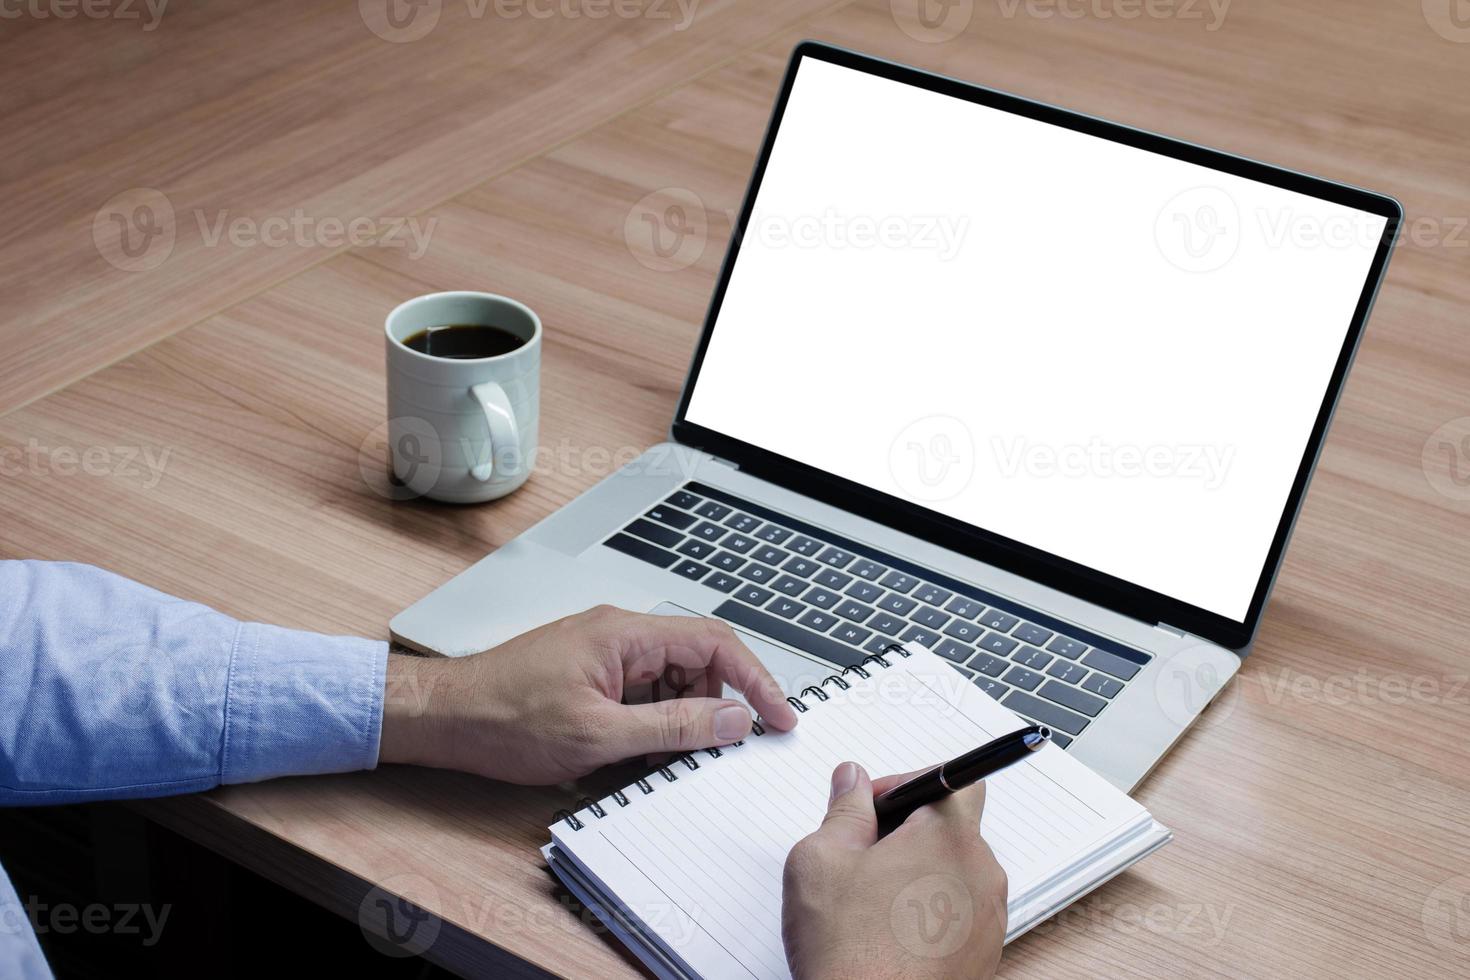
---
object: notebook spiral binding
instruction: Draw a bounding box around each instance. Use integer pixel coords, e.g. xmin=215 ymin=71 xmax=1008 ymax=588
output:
xmin=553 ymin=643 xmax=911 ymax=832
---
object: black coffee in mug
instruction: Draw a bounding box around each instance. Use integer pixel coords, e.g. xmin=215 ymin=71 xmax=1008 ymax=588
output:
xmin=403 ymin=323 xmax=526 ymax=359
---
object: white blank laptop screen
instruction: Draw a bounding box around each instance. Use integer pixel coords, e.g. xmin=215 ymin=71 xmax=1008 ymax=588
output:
xmin=684 ymin=57 xmax=1386 ymax=623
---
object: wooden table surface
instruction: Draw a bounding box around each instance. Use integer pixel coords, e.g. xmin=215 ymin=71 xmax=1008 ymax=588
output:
xmin=4 ymin=1 xmax=1469 ymax=976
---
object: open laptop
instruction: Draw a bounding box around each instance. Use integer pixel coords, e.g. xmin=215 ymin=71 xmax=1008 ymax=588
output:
xmin=391 ymin=42 xmax=1400 ymax=792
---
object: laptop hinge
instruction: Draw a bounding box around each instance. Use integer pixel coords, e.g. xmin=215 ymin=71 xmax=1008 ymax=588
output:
xmin=706 ymin=455 xmax=739 ymax=471
xmin=1154 ymin=622 xmax=1189 ymax=639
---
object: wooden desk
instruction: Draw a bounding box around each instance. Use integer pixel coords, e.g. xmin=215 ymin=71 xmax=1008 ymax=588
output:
xmin=4 ymin=1 xmax=1469 ymax=976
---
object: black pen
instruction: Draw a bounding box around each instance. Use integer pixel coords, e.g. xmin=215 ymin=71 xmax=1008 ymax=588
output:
xmin=874 ymin=725 xmax=1052 ymax=837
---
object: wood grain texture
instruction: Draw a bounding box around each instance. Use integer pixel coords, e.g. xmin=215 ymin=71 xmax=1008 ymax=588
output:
xmin=3 ymin=0 xmax=1470 ymax=975
xmin=0 ymin=0 xmax=840 ymax=415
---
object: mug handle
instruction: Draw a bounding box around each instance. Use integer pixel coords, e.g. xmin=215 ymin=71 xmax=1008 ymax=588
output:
xmin=468 ymin=381 xmax=520 ymax=482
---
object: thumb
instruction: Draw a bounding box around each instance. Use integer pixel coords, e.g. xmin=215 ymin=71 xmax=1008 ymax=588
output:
xmin=607 ymin=697 xmax=754 ymax=758
xmin=815 ymin=762 xmax=877 ymax=850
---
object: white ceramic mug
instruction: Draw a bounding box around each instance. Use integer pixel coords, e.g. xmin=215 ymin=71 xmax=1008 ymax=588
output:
xmin=384 ymin=291 xmax=540 ymax=503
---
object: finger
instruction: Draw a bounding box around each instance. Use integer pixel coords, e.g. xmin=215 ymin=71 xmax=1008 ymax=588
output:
xmin=604 ymin=696 xmax=756 ymax=758
xmin=869 ymin=766 xmax=937 ymax=799
xmin=813 ymin=762 xmax=877 ymax=850
xmin=932 ymin=779 xmax=988 ymax=831
xmin=604 ymin=611 xmax=798 ymax=731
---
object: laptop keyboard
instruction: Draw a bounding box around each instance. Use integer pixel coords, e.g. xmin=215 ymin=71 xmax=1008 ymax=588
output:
xmin=602 ymin=482 xmax=1152 ymax=749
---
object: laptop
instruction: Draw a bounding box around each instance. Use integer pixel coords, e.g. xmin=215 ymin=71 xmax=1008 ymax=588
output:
xmin=390 ymin=42 xmax=1401 ymax=792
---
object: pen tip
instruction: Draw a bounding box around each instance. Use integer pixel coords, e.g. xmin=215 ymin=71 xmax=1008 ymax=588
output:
xmin=1024 ymin=727 xmax=1051 ymax=750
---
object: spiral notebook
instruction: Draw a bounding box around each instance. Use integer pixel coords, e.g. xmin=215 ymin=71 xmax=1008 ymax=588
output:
xmin=543 ymin=641 xmax=1170 ymax=980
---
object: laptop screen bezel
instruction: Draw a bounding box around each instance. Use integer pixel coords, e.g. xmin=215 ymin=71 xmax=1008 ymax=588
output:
xmin=670 ymin=41 xmax=1402 ymax=651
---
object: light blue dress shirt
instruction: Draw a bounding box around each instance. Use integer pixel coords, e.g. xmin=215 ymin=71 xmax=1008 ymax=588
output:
xmin=0 ymin=561 xmax=389 ymax=979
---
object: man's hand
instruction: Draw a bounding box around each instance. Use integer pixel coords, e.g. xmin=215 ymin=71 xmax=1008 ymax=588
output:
xmin=782 ymin=762 xmax=1007 ymax=980
xmin=377 ymin=605 xmax=798 ymax=784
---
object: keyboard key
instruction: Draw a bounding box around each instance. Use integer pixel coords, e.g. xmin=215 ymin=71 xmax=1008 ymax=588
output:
xmin=950 ymin=663 xmax=978 ymax=679
xmin=677 ymin=539 xmax=716 ymax=560
xmin=945 ymin=597 xmax=984 ymax=619
xmin=724 ymin=512 xmax=760 ymax=533
xmin=625 ymin=518 xmax=683 ymax=549
xmin=914 ymin=584 xmax=952 ymax=606
xmin=739 ymin=563 xmax=778 ymax=584
xmin=814 ymin=568 xmax=852 ymax=590
xmin=867 ymin=612 xmax=905 ymax=636
xmin=695 ymin=500 xmax=732 ymax=521
xmin=1038 ymin=680 xmax=1107 ymax=717
xmin=798 ymin=609 xmax=839 ymax=633
xmin=713 ymin=600 xmax=865 ymax=669
xmin=802 ymin=587 xmax=841 ymax=609
xmin=1049 ymin=730 xmax=1074 ymax=749
xmin=733 ymin=584 xmax=773 ymax=606
xmin=973 ymin=677 xmax=1010 ymax=701
xmin=1048 ymin=636 xmax=1088 ymax=660
xmin=864 ymin=635 xmax=897 ymax=656
xmin=756 ymin=524 xmax=793 ymax=544
xmin=1013 ymin=646 xmax=1053 ymax=670
xmin=603 ymin=533 xmax=677 ymax=568
xmin=768 ymin=597 xmax=806 ymax=619
xmin=1003 ymin=666 xmax=1044 ymax=691
xmin=666 ymin=490 xmax=701 ymax=509
xmin=1047 ymin=661 xmax=1088 ymax=685
xmin=1082 ymin=649 xmax=1142 ymax=681
xmin=934 ymin=639 xmax=974 ymax=664
xmin=771 ymin=575 xmax=807 ymax=597
xmin=690 ymin=521 xmax=726 ymax=542
xmin=901 ymin=625 xmax=941 ymax=647
xmin=879 ymin=571 xmax=918 ymax=593
xmin=1081 ymin=672 xmax=1124 ymax=698
xmin=817 ymin=547 xmax=854 ymax=569
xmin=877 ymin=594 xmax=916 ymax=616
xmin=832 ymin=622 xmax=872 ymax=645
xmin=703 ymin=572 xmax=740 ymax=593
xmin=849 ymin=559 xmax=886 ymax=580
xmin=1013 ymin=622 xmax=1054 ymax=646
xmin=722 ymin=533 xmax=758 ymax=554
xmin=835 ymin=600 xmax=875 ymax=623
xmin=942 ymin=619 xmax=983 ymax=643
xmin=752 ymin=545 xmax=788 ymax=566
xmin=672 ymin=559 xmax=710 ymax=581
xmin=979 ymin=609 xmax=1019 ymax=632
xmin=845 ymin=581 xmax=883 ymax=603
xmin=911 ymin=606 xmax=950 ymax=630
xmin=1003 ymin=691 xmax=1090 ymax=736
xmin=979 ymin=633 xmax=1018 ymax=656
xmin=646 ymin=505 xmax=697 ymax=530
xmin=782 ymin=556 xmax=819 ymax=577
xmin=708 ymin=551 xmax=745 ymax=572
xmin=969 ymin=652 xmax=1009 ymax=677
xmin=788 ymin=535 xmax=824 ymax=557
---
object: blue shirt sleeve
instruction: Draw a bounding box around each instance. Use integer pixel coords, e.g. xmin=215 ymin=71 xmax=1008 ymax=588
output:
xmin=0 ymin=560 xmax=390 ymax=978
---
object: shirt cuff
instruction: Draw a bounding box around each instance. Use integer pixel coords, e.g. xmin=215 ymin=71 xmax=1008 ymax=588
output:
xmin=220 ymin=621 xmax=389 ymax=785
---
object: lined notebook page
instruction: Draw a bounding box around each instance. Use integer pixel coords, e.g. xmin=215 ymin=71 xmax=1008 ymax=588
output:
xmin=552 ymin=643 xmax=1149 ymax=980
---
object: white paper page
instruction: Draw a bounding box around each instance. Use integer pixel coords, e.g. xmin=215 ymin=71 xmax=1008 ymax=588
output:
xmin=552 ymin=644 xmax=1152 ymax=980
